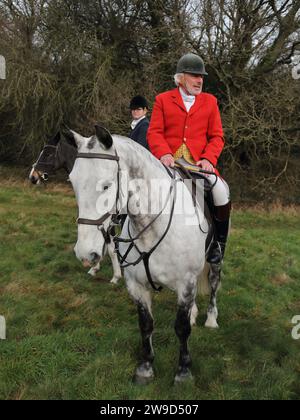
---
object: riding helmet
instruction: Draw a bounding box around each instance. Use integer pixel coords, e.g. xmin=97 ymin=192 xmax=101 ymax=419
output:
xmin=129 ymin=95 xmax=149 ymax=110
xmin=176 ymin=53 xmax=208 ymax=75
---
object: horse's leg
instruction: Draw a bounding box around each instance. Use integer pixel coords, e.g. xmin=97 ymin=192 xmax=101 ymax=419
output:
xmin=88 ymin=260 xmax=101 ymax=277
xmin=107 ymin=241 xmax=122 ymax=284
xmin=87 ymin=241 xmax=122 ymax=284
xmin=205 ymin=263 xmax=221 ymax=329
xmin=127 ymin=280 xmax=154 ymax=384
xmin=175 ymin=281 xmax=197 ymax=383
xmin=190 ymin=303 xmax=198 ymax=327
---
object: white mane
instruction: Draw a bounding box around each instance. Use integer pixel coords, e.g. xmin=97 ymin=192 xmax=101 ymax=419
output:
xmin=112 ymin=135 xmax=169 ymax=178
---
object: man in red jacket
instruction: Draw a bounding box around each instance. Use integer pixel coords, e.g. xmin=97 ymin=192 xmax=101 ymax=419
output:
xmin=147 ymin=53 xmax=231 ymax=264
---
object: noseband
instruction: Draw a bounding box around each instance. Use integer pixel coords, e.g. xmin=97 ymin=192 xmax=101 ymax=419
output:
xmin=32 ymin=144 xmax=59 ymax=178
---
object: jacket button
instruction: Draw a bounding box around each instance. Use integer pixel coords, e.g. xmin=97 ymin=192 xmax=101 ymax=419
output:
xmin=183 ymin=138 xmax=187 ymax=142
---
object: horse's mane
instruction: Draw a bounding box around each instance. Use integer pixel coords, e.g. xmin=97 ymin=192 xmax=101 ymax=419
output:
xmin=112 ymin=135 xmax=168 ymax=177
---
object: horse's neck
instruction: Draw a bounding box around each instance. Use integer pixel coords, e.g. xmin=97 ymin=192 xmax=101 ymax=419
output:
xmin=114 ymin=138 xmax=173 ymax=232
xmin=115 ymin=137 xmax=169 ymax=182
xmin=59 ymin=140 xmax=77 ymax=174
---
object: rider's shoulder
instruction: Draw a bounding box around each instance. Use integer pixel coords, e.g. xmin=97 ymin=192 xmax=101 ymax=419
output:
xmin=200 ymin=92 xmax=218 ymax=104
xmin=155 ymin=90 xmax=218 ymax=104
xmin=155 ymin=89 xmax=177 ymax=102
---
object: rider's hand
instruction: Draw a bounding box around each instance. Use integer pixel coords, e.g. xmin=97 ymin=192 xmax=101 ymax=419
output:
xmin=196 ymin=159 xmax=215 ymax=173
xmin=160 ymin=154 xmax=175 ymax=167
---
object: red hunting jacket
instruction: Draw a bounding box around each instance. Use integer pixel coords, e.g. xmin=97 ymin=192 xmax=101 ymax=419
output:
xmin=147 ymin=88 xmax=224 ymax=168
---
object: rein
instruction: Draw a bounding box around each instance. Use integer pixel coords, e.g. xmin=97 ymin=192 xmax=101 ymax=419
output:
xmin=32 ymin=145 xmax=59 ymax=177
xmin=114 ymin=168 xmax=180 ymax=292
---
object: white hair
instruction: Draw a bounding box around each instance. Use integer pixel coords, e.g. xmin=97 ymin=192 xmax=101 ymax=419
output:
xmin=174 ymin=73 xmax=184 ymax=86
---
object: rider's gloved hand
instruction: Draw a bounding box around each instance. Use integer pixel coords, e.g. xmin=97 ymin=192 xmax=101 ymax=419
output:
xmin=160 ymin=154 xmax=175 ymax=167
xmin=196 ymin=159 xmax=215 ymax=172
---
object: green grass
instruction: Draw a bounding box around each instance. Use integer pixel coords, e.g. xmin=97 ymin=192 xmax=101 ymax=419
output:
xmin=0 ymin=177 xmax=300 ymax=400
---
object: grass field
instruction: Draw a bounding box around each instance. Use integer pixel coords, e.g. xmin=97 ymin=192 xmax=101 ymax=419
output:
xmin=0 ymin=172 xmax=300 ymax=400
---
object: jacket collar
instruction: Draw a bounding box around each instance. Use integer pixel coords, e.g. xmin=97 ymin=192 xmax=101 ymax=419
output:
xmin=171 ymin=87 xmax=205 ymax=115
xmin=130 ymin=117 xmax=149 ymax=132
xmin=131 ymin=116 xmax=146 ymax=130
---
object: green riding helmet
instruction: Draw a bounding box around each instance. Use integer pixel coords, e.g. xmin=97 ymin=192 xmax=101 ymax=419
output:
xmin=176 ymin=53 xmax=208 ymax=75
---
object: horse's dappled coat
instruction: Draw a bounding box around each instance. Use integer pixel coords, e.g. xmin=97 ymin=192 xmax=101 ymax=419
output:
xmin=69 ymin=127 xmax=222 ymax=383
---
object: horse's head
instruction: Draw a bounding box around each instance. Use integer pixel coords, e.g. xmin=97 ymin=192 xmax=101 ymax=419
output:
xmin=29 ymin=132 xmax=61 ymax=184
xmin=68 ymin=125 xmax=119 ymax=268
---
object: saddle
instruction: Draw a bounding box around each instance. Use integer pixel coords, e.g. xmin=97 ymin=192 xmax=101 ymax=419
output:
xmin=174 ymin=158 xmax=215 ymax=253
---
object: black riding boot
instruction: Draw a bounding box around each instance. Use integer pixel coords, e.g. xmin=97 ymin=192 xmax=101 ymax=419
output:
xmin=207 ymin=202 xmax=231 ymax=264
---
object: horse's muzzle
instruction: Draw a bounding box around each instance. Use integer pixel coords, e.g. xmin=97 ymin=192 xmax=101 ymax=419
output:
xmin=82 ymin=259 xmax=93 ymax=268
xmin=81 ymin=252 xmax=101 ymax=268
xmin=29 ymin=168 xmax=43 ymax=185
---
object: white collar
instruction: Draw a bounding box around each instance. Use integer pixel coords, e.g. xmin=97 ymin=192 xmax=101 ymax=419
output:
xmin=131 ymin=116 xmax=146 ymax=130
xmin=179 ymin=87 xmax=195 ymax=103
xmin=179 ymin=87 xmax=196 ymax=112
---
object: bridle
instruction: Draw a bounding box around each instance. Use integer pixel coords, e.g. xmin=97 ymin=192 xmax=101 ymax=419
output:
xmin=31 ymin=144 xmax=59 ymax=180
xmin=75 ymin=149 xmax=178 ymax=292
xmin=75 ymin=151 xmax=121 ymax=255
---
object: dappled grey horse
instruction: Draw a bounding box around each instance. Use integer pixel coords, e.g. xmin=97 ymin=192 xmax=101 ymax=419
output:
xmin=29 ymin=132 xmax=122 ymax=284
xmin=68 ymin=125 xmax=222 ymax=384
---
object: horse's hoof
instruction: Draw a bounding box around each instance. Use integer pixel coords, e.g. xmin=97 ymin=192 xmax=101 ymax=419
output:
xmin=110 ymin=277 xmax=120 ymax=285
xmin=205 ymin=321 xmax=219 ymax=329
xmin=205 ymin=316 xmax=219 ymax=329
xmin=133 ymin=364 xmax=154 ymax=385
xmin=88 ymin=268 xmax=97 ymax=277
xmin=174 ymin=369 xmax=194 ymax=385
xmin=133 ymin=373 xmax=154 ymax=386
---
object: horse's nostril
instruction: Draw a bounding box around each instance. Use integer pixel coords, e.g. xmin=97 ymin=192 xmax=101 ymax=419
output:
xmin=90 ymin=252 xmax=100 ymax=263
xmin=30 ymin=177 xmax=38 ymax=185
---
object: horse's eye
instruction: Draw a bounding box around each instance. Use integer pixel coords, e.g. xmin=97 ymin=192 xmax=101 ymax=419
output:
xmin=104 ymin=185 xmax=109 ymax=191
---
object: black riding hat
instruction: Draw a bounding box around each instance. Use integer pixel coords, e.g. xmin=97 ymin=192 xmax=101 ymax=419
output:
xmin=176 ymin=53 xmax=208 ymax=75
xmin=129 ymin=95 xmax=149 ymax=110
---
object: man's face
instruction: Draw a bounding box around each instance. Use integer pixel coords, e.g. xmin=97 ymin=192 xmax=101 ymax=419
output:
xmin=131 ymin=107 xmax=148 ymax=120
xmin=182 ymin=73 xmax=203 ymax=96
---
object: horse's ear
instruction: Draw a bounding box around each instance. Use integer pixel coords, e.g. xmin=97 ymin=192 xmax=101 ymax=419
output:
xmin=49 ymin=132 xmax=61 ymax=146
xmin=62 ymin=129 xmax=78 ymax=148
xmin=95 ymin=125 xmax=113 ymax=149
xmin=53 ymin=132 xmax=61 ymax=144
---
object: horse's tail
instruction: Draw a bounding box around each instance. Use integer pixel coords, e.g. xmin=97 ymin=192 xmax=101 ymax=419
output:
xmin=198 ymin=262 xmax=211 ymax=296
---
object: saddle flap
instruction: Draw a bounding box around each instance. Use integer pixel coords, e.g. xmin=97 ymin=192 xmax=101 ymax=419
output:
xmin=174 ymin=160 xmax=214 ymax=253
